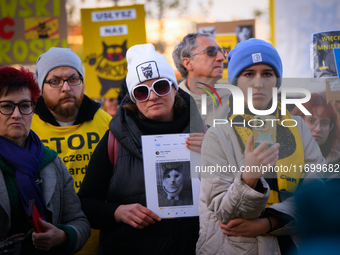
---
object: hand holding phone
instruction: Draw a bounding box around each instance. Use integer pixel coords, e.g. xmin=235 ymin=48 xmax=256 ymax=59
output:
xmin=28 ymin=199 xmax=44 ymax=233
xmin=253 ymin=115 xmax=277 ymax=150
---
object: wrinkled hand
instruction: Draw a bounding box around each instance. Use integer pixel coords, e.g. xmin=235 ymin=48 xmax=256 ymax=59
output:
xmin=114 ymin=203 xmax=161 ymax=229
xmin=219 ymin=218 xmax=270 ymax=237
xmin=32 ymin=219 xmax=67 ymax=251
xmin=242 ymin=135 xmax=280 ymax=188
xmin=186 ymin=133 xmax=204 ymax=153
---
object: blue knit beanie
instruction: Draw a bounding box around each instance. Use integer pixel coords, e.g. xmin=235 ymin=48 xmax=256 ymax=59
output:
xmin=227 ymin=38 xmax=283 ymax=87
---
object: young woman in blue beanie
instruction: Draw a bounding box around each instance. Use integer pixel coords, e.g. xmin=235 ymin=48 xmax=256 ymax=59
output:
xmin=196 ymin=39 xmax=324 ymax=255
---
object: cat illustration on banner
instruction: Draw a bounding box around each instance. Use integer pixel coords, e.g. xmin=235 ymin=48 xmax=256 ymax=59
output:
xmin=161 ymin=163 xmax=184 ymax=201
xmin=85 ymin=40 xmax=128 ymax=96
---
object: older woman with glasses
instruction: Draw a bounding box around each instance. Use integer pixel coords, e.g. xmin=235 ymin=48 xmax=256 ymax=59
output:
xmin=0 ymin=67 xmax=90 ymax=254
xmin=78 ymin=44 xmax=206 ymax=255
xmin=291 ymin=93 xmax=340 ymax=163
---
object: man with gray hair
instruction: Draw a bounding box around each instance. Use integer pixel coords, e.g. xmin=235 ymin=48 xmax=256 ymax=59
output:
xmin=31 ymin=47 xmax=112 ymax=255
xmin=173 ymin=33 xmax=230 ymax=126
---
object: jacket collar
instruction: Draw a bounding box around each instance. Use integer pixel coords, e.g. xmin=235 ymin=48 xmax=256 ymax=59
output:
xmin=34 ymin=95 xmax=101 ymax=126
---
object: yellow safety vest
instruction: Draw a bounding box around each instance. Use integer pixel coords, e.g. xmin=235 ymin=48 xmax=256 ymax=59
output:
xmin=31 ymin=109 xmax=111 ymax=192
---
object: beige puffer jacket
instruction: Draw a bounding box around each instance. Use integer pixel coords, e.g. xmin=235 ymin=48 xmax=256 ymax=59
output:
xmin=196 ymin=115 xmax=325 ymax=255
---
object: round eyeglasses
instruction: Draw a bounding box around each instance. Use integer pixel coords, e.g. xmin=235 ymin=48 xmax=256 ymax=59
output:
xmin=132 ymin=78 xmax=172 ymax=102
xmin=189 ymin=46 xmax=227 ymax=59
xmin=44 ymin=76 xmax=83 ymax=88
xmin=304 ymin=117 xmax=333 ymax=132
xmin=0 ymin=101 xmax=36 ymax=115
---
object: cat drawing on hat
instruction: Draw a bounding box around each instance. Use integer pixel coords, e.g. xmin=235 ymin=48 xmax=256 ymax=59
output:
xmin=141 ymin=64 xmax=153 ymax=79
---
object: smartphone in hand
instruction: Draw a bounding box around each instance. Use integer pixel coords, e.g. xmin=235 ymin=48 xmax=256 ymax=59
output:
xmin=253 ymin=115 xmax=277 ymax=150
xmin=28 ymin=199 xmax=44 ymax=233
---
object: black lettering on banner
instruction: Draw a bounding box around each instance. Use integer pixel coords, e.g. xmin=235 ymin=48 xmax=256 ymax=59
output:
xmin=68 ymin=134 xmax=85 ymax=150
xmin=69 ymin=165 xmax=87 ymax=175
xmin=62 ymin=153 xmax=91 ymax=164
xmin=74 ymin=166 xmax=87 ymax=175
xmin=87 ymin=132 xmax=100 ymax=149
xmin=51 ymin=137 xmax=65 ymax=153
xmin=82 ymin=165 xmax=87 ymax=174
xmin=75 ymin=181 xmax=82 ymax=188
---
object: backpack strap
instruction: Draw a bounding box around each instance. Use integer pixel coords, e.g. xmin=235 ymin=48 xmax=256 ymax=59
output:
xmin=108 ymin=131 xmax=119 ymax=173
xmin=202 ymin=124 xmax=209 ymax=134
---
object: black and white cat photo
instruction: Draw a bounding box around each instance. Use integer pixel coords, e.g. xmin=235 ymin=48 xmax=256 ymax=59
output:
xmin=156 ymin=161 xmax=193 ymax=207
xmin=161 ymin=163 xmax=184 ymax=201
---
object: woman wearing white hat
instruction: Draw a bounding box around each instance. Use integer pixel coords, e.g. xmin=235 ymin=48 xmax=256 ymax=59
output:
xmin=78 ymin=43 xmax=206 ymax=254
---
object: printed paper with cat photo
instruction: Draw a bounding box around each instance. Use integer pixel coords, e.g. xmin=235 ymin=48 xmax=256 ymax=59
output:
xmin=156 ymin=161 xmax=193 ymax=207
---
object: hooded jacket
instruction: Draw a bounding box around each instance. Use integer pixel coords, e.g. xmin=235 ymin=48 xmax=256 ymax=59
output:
xmin=31 ymin=95 xmax=112 ymax=191
xmin=196 ymin=115 xmax=325 ymax=255
xmin=78 ymin=88 xmax=204 ymax=255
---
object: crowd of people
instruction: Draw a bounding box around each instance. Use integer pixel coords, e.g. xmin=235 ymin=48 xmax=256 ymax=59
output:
xmin=0 ymin=32 xmax=339 ymax=255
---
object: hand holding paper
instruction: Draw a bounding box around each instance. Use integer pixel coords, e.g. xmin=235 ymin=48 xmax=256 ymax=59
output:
xmin=114 ymin=203 xmax=161 ymax=229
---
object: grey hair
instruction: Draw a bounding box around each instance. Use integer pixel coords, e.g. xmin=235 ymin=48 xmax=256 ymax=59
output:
xmin=172 ymin=33 xmax=210 ymax=79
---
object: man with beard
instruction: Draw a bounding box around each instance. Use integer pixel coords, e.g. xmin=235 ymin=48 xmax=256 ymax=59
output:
xmin=31 ymin=47 xmax=112 ymax=255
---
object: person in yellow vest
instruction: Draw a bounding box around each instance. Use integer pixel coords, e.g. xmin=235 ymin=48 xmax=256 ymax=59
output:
xmin=196 ymin=39 xmax=325 ymax=255
xmin=31 ymin=47 xmax=112 ymax=255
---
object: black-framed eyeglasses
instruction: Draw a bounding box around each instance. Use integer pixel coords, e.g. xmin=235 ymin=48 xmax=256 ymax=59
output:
xmin=132 ymin=78 xmax=172 ymax=102
xmin=44 ymin=76 xmax=83 ymax=88
xmin=189 ymin=46 xmax=227 ymax=59
xmin=0 ymin=100 xmax=36 ymax=115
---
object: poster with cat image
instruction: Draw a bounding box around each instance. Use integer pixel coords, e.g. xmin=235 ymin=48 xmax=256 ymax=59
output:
xmin=81 ymin=5 xmax=146 ymax=98
xmin=142 ymin=134 xmax=200 ymax=219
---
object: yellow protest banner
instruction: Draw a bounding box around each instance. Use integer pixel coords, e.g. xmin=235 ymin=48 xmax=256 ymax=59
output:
xmin=197 ymin=20 xmax=255 ymax=81
xmin=215 ymin=34 xmax=237 ymax=80
xmin=81 ymin=5 xmax=147 ymax=98
xmin=0 ymin=0 xmax=68 ymax=65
